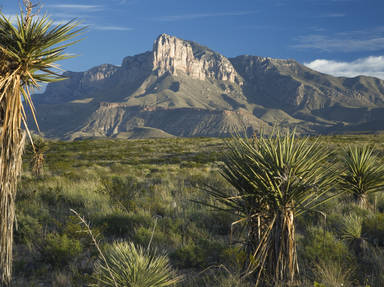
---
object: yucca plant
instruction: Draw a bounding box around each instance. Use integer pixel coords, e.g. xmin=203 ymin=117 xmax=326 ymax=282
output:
xmin=25 ymin=135 xmax=48 ymax=177
xmin=340 ymin=145 xmax=384 ymax=208
xmin=340 ymin=214 xmax=368 ymax=256
xmin=208 ymin=131 xmax=338 ymax=286
xmin=92 ymin=241 xmax=182 ymax=287
xmin=0 ymin=1 xmax=83 ymax=285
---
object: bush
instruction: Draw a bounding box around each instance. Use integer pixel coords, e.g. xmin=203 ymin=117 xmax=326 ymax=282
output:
xmin=313 ymin=260 xmax=353 ymax=287
xmin=96 ymin=212 xmax=151 ymax=238
xmin=14 ymin=214 xmax=42 ymax=246
xmin=300 ymin=227 xmax=352 ymax=265
xmin=40 ymin=233 xmax=82 ymax=267
xmin=92 ymin=241 xmax=181 ymax=287
xmin=362 ymin=213 xmax=384 ymax=246
xmin=171 ymin=239 xmax=225 ymax=269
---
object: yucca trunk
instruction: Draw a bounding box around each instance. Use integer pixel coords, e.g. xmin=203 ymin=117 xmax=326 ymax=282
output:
xmin=0 ymin=81 xmax=25 ymax=286
xmin=356 ymin=193 xmax=368 ymax=209
xmin=0 ymin=131 xmax=25 ymax=286
xmin=268 ymin=209 xmax=298 ymax=286
xmin=32 ymin=153 xmax=44 ymax=177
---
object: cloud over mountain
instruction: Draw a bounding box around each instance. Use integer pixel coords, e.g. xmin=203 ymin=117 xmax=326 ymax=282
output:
xmin=305 ymin=56 xmax=384 ymax=79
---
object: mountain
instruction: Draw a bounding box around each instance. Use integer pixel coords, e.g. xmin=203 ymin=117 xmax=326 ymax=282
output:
xmin=30 ymin=33 xmax=384 ymax=139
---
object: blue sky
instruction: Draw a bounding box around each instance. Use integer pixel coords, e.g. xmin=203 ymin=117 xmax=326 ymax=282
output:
xmin=2 ymin=0 xmax=384 ymax=79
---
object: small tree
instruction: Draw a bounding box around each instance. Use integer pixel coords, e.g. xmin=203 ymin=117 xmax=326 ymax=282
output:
xmin=340 ymin=145 xmax=384 ymax=208
xmin=0 ymin=2 xmax=83 ymax=285
xmin=208 ymin=131 xmax=337 ymax=286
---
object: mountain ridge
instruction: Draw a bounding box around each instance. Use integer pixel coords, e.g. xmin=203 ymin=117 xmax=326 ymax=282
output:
xmin=30 ymin=33 xmax=384 ymax=139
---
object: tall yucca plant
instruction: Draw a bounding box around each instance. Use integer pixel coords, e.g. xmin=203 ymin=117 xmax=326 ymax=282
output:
xmin=340 ymin=145 xmax=384 ymax=208
xmin=0 ymin=2 xmax=83 ymax=285
xmin=208 ymin=131 xmax=337 ymax=286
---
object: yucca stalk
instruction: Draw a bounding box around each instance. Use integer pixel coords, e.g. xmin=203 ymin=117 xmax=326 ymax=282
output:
xmin=208 ymin=131 xmax=338 ymax=286
xmin=340 ymin=145 xmax=384 ymax=208
xmin=0 ymin=2 xmax=83 ymax=285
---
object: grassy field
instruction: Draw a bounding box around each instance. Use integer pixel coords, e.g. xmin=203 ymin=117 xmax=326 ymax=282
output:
xmin=14 ymin=135 xmax=384 ymax=286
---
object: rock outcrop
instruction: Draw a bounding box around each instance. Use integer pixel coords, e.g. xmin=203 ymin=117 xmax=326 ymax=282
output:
xmin=152 ymin=34 xmax=242 ymax=84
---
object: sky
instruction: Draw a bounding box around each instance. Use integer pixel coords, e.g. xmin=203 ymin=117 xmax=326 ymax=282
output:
xmin=1 ymin=0 xmax=384 ymax=79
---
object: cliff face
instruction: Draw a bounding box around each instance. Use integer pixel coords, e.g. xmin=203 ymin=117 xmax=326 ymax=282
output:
xmin=30 ymin=33 xmax=384 ymax=139
xmin=153 ymin=34 xmax=242 ymax=84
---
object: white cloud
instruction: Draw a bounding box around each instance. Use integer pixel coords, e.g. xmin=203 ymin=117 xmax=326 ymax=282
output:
xmin=293 ymin=27 xmax=384 ymax=52
xmin=153 ymin=11 xmax=257 ymax=22
xmin=294 ymin=35 xmax=384 ymax=52
xmin=304 ymin=56 xmax=384 ymax=79
xmin=92 ymin=25 xmax=133 ymax=31
xmin=319 ymin=13 xmax=345 ymax=17
xmin=47 ymin=4 xmax=103 ymax=10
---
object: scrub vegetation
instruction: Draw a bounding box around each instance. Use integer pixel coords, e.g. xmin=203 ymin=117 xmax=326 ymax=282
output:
xmin=11 ymin=134 xmax=384 ymax=286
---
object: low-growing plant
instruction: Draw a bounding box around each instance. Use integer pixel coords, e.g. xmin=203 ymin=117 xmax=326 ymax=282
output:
xmin=300 ymin=227 xmax=352 ymax=266
xmin=313 ymin=260 xmax=353 ymax=287
xmin=362 ymin=213 xmax=384 ymax=246
xmin=92 ymin=241 xmax=182 ymax=287
xmin=40 ymin=233 xmax=82 ymax=267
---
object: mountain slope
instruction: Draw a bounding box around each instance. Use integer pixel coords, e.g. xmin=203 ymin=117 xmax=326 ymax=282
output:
xmin=30 ymin=34 xmax=384 ymax=139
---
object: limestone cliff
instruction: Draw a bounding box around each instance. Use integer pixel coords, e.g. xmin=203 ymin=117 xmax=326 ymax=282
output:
xmin=152 ymin=34 xmax=242 ymax=84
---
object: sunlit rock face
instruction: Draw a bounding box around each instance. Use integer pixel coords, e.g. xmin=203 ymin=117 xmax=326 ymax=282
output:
xmin=153 ymin=34 xmax=242 ymax=84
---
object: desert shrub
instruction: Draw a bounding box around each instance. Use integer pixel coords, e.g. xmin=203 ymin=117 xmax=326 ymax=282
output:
xmin=16 ymin=198 xmax=52 ymax=228
xmin=100 ymin=175 xmax=141 ymax=204
xmin=40 ymin=233 xmax=82 ymax=267
xmin=189 ymin=210 xmax=233 ymax=235
xmin=362 ymin=213 xmax=384 ymax=246
xmin=158 ymin=217 xmax=184 ymax=235
xmin=171 ymin=239 xmax=225 ymax=269
xmin=300 ymin=227 xmax=352 ymax=265
xmin=220 ymin=246 xmax=248 ymax=272
xmin=171 ymin=243 xmax=206 ymax=268
xmin=14 ymin=214 xmax=42 ymax=246
xmin=359 ymin=246 xmax=384 ymax=287
xmin=200 ymin=267 xmax=252 ymax=287
xmin=96 ymin=212 xmax=151 ymax=238
xmin=92 ymin=241 xmax=181 ymax=287
xmin=312 ymin=260 xmax=353 ymax=287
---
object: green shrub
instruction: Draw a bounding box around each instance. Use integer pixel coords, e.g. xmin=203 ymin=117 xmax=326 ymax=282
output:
xmin=171 ymin=243 xmax=205 ymax=268
xmin=362 ymin=213 xmax=384 ymax=246
xmin=171 ymin=239 xmax=225 ymax=269
xmin=14 ymin=214 xmax=42 ymax=246
xmin=300 ymin=227 xmax=352 ymax=265
xmin=189 ymin=211 xmax=233 ymax=235
xmin=96 ymin=213 xmax=151 ymax=238
xmin=41 ymin=233 xmax=82 ymax=267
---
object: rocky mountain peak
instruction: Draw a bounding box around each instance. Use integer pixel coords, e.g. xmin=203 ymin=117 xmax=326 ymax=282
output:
xmin=152 ymin=34 xmax=242 ymax=84
xmin=81 ymin=64 xmax=119 ymax=86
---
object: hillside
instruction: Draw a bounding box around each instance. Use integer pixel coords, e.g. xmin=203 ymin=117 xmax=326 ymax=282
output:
xmin=30 ymin=34 xmax=384 ymax=139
